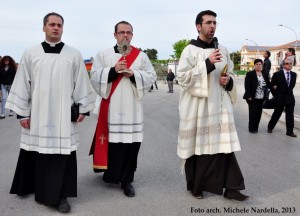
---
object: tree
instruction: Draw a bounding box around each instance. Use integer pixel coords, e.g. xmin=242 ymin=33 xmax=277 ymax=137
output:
xmin=230 ymin=51 xmax=241 ymax=70
xmin=152 ymin=62 xmax=168 ymax=81
xmin=172 ymin=39 xmax=190 ymax=59
xmin=143 ymin=48 xmax=158 ymax=61
xmin=152 ymin=59 xmax=168 ymax=65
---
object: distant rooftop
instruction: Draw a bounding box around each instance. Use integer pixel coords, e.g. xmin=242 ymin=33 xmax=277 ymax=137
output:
xmin=269 ymin=40 xmax=300 ymax=50
xmin=242 ymin=40 xmax=300 ymax=52
xmin=244 ymin=46 xmax=272 ymax=51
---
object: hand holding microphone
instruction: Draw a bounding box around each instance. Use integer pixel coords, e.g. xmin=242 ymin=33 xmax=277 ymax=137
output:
xmin=213 ymin=37 xmax=219 ymax=49
xmin=209 ymin=37 xmax=222 ymax=64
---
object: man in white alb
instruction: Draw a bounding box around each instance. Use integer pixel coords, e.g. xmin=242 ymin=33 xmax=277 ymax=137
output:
xmin=6 ymin=12 xmax=95 ymax=213
xmin=177 ymin=10 xmax=248 ymax=201
xmin=89 ymin=21 xmax=156 ymax=198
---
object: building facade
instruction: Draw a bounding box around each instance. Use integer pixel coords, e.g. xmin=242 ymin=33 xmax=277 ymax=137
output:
xmin=240 ymin=40 xmax=300 ymax=83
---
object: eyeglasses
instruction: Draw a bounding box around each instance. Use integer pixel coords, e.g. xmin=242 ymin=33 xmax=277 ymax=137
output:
xmin=117 ymin=31 xmax=133 ymax=35
xmin=284 ymin=62 xmax=292 ymax=65
xmin=202 ymin=21 xmax=218 ymax=25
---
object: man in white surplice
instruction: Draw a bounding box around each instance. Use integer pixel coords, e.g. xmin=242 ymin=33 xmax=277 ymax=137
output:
xmin=89 ymin=21 xmax=156 ymax=197
xmin=177 ymin=10 xmax=248 ymax=201
xmin=6 ymin=12 xmax=95 ymax=213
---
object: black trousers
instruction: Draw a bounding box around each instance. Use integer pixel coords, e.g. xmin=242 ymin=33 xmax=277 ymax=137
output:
xmin=102 ymin=142 xmax=141 ymax=185
xmin=185 ymin=153 xmax=245 ymax=196
xmin=247 ymin=98 xmax=264 ymax=132
xmin=10 ymin=149 xmax=77 ymax=206
xmin=150 ymin=82 xmax=158 ymax=90
xmin=268 ymin=102 xmax=295 ymax=134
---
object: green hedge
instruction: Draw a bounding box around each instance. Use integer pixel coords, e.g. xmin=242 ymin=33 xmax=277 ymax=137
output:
xmin=234 ymin=70 xmax=247 ymax=76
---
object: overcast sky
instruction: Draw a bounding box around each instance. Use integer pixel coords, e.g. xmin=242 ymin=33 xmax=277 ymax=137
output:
xmin=1 ymin=0 xmax=300 ymax=61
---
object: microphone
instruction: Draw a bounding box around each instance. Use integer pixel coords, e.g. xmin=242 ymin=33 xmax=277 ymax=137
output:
xmin=213 ymin=37 xmax=218 ymax=49
xmin=213 ymin=37 xmax=220 ymax=61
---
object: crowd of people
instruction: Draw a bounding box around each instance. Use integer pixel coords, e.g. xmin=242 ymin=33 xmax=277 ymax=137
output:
xmin=243 ymin=49 xmax=297 ymax=137
xmin=1 ymin=10 xmax=298 ymax=214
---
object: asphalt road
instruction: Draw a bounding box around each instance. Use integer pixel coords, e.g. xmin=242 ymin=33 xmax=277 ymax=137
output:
xmin=0 ymin=78 xmax=299 ymax=216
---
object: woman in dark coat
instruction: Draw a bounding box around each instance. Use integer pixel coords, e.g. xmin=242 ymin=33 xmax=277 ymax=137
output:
xmin=243 ymin=59 xmax=271 ymax=133
xmin=0 ymin=55 xmax=17 ymax=118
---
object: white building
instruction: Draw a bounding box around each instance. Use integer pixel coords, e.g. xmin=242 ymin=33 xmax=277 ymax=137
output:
xmin=240 ymin=40 xmax=300 ymax=83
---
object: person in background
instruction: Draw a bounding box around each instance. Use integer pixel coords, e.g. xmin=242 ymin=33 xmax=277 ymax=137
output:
xmin=243 ymin=59 xmax=271 ymax=133
xmin=263 ymin=50 xmax=271 ymax=79
xmin=166 ymin=68 xmax=175 ymax=93
xmin=0 ymin=55 xmax=17 ymax=119
xmin=0 ymin=56 xmax=2 ymax=107
xmin=148 ymin=81 xmax=158 ymax=92
xmin=280 ymin=48 xmax=296 ymax=69
xmin=6 ymin=12 xmax=95 ymax=213
xmin=267 ymin=58 xmax=297 ymax=137
xmin=0 ymin=56 xmax=1 ymax=110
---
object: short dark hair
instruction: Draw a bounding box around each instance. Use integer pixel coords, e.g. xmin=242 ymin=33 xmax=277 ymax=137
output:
xmin=195 ymin=10 xmax=217 ymax=25
xmin=114 ymin=21 xmax=133 ymax=33
xmin=43 ymin=12 xmax=64 ymax=26
xmin=288 ymin=48 xmax=296 ymax=65
xmin=254 ymin=59 xmax=263 ymax=65
xmin=265 ymin=51 xmax=271 ymax=58
xmin=288 ymin=47 xmax=295 ymax=55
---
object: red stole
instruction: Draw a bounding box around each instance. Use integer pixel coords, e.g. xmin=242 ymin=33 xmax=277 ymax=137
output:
xmin=92 ymin=46 xmax=140 ymax=170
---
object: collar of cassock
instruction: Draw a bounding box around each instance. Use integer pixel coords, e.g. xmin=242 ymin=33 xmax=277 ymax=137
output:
xmin=114 ymin=44 xmax=120 ymax=53
xmin=189 ymin=36 xmax=215 ymax=49
xmin=45 ymin=40 xmax=62 ymax=47
xmin=41 ymin=41 xmax=64 ymax=53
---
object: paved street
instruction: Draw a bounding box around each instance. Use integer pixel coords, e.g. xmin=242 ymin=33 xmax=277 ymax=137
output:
xmin=0 ymin=78 xmax=299 ymax=216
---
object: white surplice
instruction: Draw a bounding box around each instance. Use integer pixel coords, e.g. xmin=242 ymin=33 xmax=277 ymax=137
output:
xmin=6 ymin=44 xmax=95 ymax=154
xmin=177 ymin=44 xmax=241 ymax=159
xmin=90 ymin=47 xmax=157 ymax=143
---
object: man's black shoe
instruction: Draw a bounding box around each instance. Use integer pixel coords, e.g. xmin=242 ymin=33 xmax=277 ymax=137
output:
xmin=249 ymin=130 xmax=257 ymax=134
xmin=57 ymin=198 xmax=71 ymax=213
xmin=193 ymin=192 xmax=203 ymax=199
xmin=122 ymin=183 xmax=135 ymax=197
xmin=224 ymin=189 xmax=249 ymax=201
xmin=267 ymin=129 xmax=272 ymax=133
xmin=286 ymin=133 xmax=297 ymax=138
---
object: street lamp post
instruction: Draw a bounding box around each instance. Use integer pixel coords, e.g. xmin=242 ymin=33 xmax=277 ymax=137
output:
xmin=278 ymin=24 xmax=298 ymax=53
xmin=246 ymin=38 xmax=259 ymax=58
